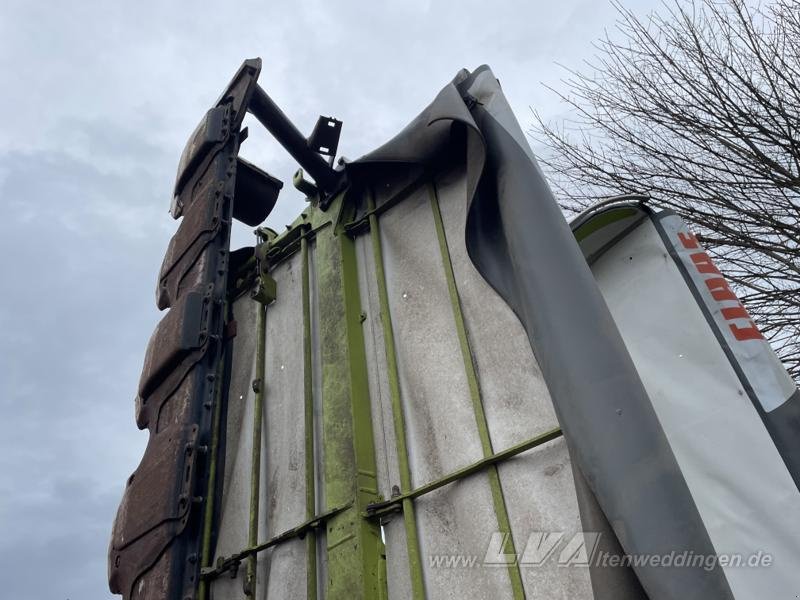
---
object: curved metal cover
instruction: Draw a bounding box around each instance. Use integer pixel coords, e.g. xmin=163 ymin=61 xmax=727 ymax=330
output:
xmin=576 ymin=205 xmax=800 ymax=598
xmin=349 ymin=66 xmax=729 ymax=599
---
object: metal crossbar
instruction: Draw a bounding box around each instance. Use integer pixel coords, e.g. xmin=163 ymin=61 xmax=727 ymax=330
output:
xmin=364 ymin=427 xmax=563 ymax=520
xmin=200 ymin=428 xmax=562 ymax=581
xmin=200 ymin=504 xmax=351 ymax=581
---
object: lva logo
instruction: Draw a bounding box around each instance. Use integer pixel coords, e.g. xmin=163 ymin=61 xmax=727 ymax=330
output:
xmin=483 ymin=531 xmax=601 ymax=567
xmin=448 ymin=531 xmax=773 ymax=571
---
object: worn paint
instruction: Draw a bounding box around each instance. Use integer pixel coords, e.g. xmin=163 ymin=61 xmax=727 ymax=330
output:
xmin=315 ymin=194 xmax=385 ymax=599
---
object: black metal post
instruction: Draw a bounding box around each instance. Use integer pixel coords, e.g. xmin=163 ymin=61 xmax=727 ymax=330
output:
xmin=248 ymin=85 xmax=340 ymax=193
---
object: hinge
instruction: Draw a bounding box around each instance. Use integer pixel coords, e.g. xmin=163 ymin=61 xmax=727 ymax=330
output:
xmin=250 ymin=272 xmax=277 ymax=305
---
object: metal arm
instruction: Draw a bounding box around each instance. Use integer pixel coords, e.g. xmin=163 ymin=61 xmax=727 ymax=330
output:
xmin=248 ymin=84 xmax=341 ymax=194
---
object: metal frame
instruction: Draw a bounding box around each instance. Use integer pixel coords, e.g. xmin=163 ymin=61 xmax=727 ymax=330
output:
xmin=200 ymin=177 xmax=569 ymax=600
xmin=201 ymin=419 xmax=563 ymax=581
xmin=301 ymin=227 xmax=319 ymax=600
xmin=124 ymin=58 xmax=578 ymax=600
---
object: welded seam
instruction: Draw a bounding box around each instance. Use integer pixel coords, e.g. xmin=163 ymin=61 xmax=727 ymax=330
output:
xmin=301 ymin=231 xmax=318 ymax=600
xmin=429 ymin=182 xmax=526 ymax=600
xmin=367 ymin=188 xmax=427 ymax=600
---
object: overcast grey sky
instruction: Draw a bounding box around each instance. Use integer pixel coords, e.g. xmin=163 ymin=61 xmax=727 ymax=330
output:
xmin=0 ymin=1 xmax=661 ymax=598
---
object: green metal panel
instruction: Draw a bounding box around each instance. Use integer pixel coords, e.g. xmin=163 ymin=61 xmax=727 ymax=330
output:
xmin=301 ymin=231 xmax=319 ymax=600
xmin=315 ymin=195 xmax=386 ymax=599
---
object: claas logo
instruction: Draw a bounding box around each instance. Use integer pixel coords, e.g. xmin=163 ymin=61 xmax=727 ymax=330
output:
xmin=678 ymin=231 xmax=763 ymax=342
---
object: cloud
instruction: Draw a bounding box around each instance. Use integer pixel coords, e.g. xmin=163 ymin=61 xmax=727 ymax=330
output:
xmin=0 ymin=125 xmax=170 ymax=599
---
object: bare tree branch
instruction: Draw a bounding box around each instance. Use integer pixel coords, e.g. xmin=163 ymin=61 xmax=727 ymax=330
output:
xmin=532 ymin=0 xmax=800 ymax=378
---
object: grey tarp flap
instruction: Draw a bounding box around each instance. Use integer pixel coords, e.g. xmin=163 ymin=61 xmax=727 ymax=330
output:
xmin=349 ymin=66 xmax=733 ymax=600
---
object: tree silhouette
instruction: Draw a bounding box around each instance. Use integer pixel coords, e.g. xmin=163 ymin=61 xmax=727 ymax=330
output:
xmin=534 ymin=0 xmax=800 ymax=378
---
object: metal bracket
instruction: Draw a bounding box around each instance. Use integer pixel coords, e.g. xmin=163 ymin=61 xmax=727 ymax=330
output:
xmin=247 ymin=85 xmax=345 ymax=210
xmin=250 ymin=272 xmax=277 ymax=305
xmin=308 ymin=115 xmax=342 ymax=162
xmin=293 ymin=168 xmax=318 ymax=199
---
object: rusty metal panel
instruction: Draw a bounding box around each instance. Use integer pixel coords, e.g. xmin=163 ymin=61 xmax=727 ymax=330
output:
xmin=109 ymin=424 xmax=199 ymax=597
xmin=158 ymin=157 xmax=282 ymax=311
xmin=138 ymin=289 xmax=209 ymax=400
xmin=157 ymin=184 xmax=223 ymax=310
xmin=109 ymin=58 xmax=266 ymax=600
xmin=113 ymin=424 xmax=200 ymax=545
xmin=172 ymin=59 xmax=262 ymax=217
xmin=173 ymin=106 xmax=230 ymax=200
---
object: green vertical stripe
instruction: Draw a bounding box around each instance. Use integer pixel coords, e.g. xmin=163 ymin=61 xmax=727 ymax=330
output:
xmin=366 ymin=189 xmax=427 ymax=600
xmin=246 ymin=301 xmax=267 ymax=598
xmin=316 ymin=197 xmax=384 ymax=599
xmin=301 ymin=231 xmax=318 ymax=600
xmin=429 ymin=183 xmax=526 ymax=600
